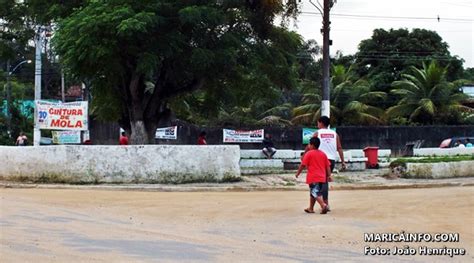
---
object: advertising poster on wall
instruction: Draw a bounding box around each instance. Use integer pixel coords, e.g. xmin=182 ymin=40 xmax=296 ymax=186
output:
xmin=155 ymin=126 xmax=178 ymax=140
xmin=223 ymin=129 xmax=264 ymax=143
xmin=52 ymin=130 xmax=82 ymax=144
xmin=35 ymin=100 xmax=88 ymax=130
xmin=302 ymin=127 xmax=337 ymax=144
xmin=302 ymin=128 xmax=317 ymax=144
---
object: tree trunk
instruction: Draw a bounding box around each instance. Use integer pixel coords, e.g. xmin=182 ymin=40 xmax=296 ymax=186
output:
xmin=130 ymin=120 xmax=149 ymax=144
xmin=124 ymin=69 xmax=204 ymax=144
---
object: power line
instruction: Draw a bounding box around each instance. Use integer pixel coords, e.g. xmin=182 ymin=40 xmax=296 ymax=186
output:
xmin=300 ymin=11 xmax=474 ymax=23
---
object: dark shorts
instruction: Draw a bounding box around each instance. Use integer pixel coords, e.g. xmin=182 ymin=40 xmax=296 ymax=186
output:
xmin=309 ymin=183 xmax=328 ymax=198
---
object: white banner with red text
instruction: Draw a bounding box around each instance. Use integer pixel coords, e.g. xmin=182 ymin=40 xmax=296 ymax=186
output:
xmin=223 ymin=129 xmax=264 ymax=143
xmin=35 ymin=100 xmax=88 ymax=130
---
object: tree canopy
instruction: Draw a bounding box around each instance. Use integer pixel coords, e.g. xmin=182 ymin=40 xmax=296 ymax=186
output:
xmin=388 ymin=61 xmax=472 ymax=124
xmin=354 ymin=28 xmax=464 ymax=93
xmin=54 ymin=0 xmax=302 ymax=143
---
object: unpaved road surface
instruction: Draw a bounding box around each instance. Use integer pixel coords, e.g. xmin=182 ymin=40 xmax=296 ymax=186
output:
xmin=1 ymin=187 xmax=473 ymax=262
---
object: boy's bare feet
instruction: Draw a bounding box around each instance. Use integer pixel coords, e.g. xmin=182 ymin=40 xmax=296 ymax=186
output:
xmin=304 ymin=208 xmax=315 ymax=213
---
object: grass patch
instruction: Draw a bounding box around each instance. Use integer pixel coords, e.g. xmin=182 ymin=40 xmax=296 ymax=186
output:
xmin=283 ymin=181 xmax=296 ymax=186
xmin=2 ymin=173 xmax=243 ymax=185
xmin=332 ymin=175 xmax=355 ymax=183
xmin=391 ymin=155 xmax=473 ymax=167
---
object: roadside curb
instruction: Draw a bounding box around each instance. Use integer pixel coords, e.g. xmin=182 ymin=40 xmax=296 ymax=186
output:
xmin=0 ymin=181 xmax=472 ymax=192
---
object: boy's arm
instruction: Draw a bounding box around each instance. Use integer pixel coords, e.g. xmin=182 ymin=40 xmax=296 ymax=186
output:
xmin=336 ymin=134 xmax=346 ymax=170
xmin=326 ymin=164 xmax=332 ymax=181
xmin=295 ymin=164 xmax=306 ymax=178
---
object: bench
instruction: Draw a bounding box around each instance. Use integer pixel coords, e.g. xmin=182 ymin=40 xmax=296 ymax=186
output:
xmin=240 ymin=149 xmax=391 ymax=174
xmin=282 ymin=157 xmax=368 ymax=171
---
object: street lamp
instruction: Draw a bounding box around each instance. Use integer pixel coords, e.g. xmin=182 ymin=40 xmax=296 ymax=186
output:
xmin=5 ymin=59 xmax=32 ymax=137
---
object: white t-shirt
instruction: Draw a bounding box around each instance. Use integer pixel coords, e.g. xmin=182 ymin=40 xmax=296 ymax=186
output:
xmin=316 ymin=128 xmax=338 ymax=161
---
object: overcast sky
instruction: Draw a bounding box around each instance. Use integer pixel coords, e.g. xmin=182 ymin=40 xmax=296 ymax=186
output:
xmin=290 ymin=0 xmax=473 ymax=68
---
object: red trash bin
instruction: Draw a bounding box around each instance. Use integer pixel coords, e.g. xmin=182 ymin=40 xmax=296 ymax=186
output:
xmin=363 ymin=147 xmax=379 ymax=169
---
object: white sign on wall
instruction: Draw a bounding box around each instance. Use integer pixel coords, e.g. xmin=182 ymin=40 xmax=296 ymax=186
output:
xmin=155 ymin=126 xmax=178 ymax=140
xmin=52 ymin=130 xmax=81 ymax=144
xmin=223 ymin=129 xmax=264 ymax=143
xmin=36 ymin=100 xmax=88 ymax=130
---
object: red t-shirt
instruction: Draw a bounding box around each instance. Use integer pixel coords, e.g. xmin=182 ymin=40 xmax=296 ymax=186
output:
xmin=302 ymin=149 xmax=330 ymax=184
xmin=197 ymin=137 xmax=207 ymax=145
xmin=119 ymin=136 xmax=129 ymax=145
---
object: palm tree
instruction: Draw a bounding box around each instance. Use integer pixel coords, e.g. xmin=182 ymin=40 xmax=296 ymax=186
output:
xmin=292 ymin=65 xmax=386 ymax=126
xmin=388 ymin=61 xmax=472 ymax=124
xmin=291 ymin=79 xmax=323 ymax=125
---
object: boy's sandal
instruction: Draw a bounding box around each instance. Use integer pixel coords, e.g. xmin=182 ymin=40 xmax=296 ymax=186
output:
xmin=320 ymin=206 xmax=329 ymax=214
xmin=304 ymin=208 xmax=315 ymax=213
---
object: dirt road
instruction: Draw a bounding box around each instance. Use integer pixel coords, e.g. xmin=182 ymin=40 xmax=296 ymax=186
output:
xmin=1 ymin=187 xmax=473 ymax=262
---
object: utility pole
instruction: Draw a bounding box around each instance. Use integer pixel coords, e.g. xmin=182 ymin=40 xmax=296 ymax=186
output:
xmin=6 ymin=60 xmax=11 ymax=138
xmin=61 ymin=69 xmax=65 ymax=102
xmin=321 ymin=0 xmax=333 ymax=118
xmin=33 ymin=28 xmax=43 ymax=146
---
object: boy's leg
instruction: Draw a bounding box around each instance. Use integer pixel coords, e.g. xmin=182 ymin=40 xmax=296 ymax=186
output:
xmin=306 ymin=195 xmax=316 ymax=213
xmin=270 ymin=148 xmax=276 ymax=157
xmin=316 ymin=196 xmax=326 ymax=208
xmin=306 ymin=183 xmax=328 ymax=213
xmin=325 ymin=160 xmax=336 ymax=210
xmin=262 ymin=148 xmax=270 ymax=158
xmin=317 ymin=183 xmax=329 ymax=214
xmin=305 ymin=184 xmax=317 ymax=213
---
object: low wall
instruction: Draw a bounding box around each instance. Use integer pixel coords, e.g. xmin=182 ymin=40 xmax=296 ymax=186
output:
xmin=91 ymin=122 xmax=473 ymax=155
xmin=0 ymin=145 xmax=241 ymax=183
xmin=406 ymin=161 xmax=474 ymax=178
xmin=414 ymin=147 xmax=474 ymax=156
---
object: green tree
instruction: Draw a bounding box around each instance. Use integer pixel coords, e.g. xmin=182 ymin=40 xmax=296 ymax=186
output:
xmin=169 ymin=30 xmax=303 ymax=127
xmin=355 ymin=28 xmax=464 ymax=95
xmin=292 ymin=64 xmax=386 ymax=126
xmin=463 ymin=68 xmax=474 ymax=81
xmin=0 ymin=100 xmax=33 ymax=145
xmin=54 ymin=0 xmax=301 ymax=144
xmin=388 ymin=61 xmax=472 ymax=124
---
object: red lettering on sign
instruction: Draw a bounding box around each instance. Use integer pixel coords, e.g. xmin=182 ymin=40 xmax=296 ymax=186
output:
xmin=47 ymin=108 xmax=83 ymax=116
xmin=320 ymin=134 xmax=334 ymax=138
xmin=50 ymin=119 xmax=83 ymax=129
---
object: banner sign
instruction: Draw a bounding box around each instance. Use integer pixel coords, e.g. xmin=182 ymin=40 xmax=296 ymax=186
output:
xmin=302 ymin=128 xmax=317 ymax=145
xmin=52 ymin=130 xmax=81 ymax=144
xmin=155 ymin=126 xmax=178 ymax=140
xmin=302 ymin=127 xmax=337 ymax=144
xmin=36 ymin=100 xmax=88 ymax=130
xmin=223 ymin=129 xmax=264 ymax=143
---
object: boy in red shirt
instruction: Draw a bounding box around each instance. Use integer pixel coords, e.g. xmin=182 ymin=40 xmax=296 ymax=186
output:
xmin=295 ymin=137 xmax=331 ymax=214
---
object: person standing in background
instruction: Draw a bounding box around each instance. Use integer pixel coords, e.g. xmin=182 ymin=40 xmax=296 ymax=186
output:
xmin=16 ymin=132 xmax=28 ymax=146
xmin=119 ymin=131 xmax=129 ymax=145
xmin=197 ymin=131 xmax=207 ymax=145
xmin=262 ymin=133 xmax=277 ymax=159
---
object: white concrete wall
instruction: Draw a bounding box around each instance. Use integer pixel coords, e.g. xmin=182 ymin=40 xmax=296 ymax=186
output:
xmin=240 ymin=149 xmax=378 ymax=162
xmin=347 ymin=149 xmax=392 ymax=158
xmin=0 ymin=145 xmax=241 ymax=183
xmin=240 ymin=150 xmax=304 ymax=159
xmin=407 ymin=161 xmax=474 ymax=178
xmin=414 ymin=147 xmax=474 ymax=156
